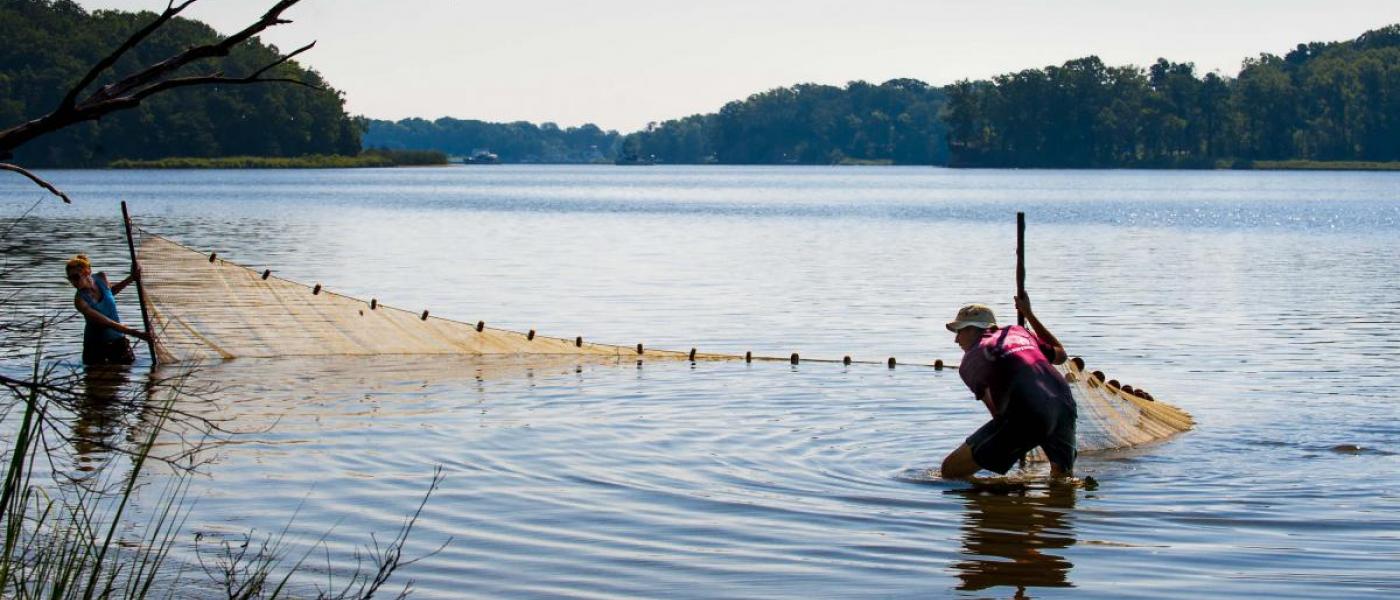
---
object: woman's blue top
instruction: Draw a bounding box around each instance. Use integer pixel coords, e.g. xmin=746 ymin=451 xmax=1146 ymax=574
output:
xmin=80 ymin=274 xmax=125 ymax=345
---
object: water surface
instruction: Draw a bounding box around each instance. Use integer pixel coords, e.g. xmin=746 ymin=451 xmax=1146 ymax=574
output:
xmin=3 ymin=166 xmax=1398 ymax=598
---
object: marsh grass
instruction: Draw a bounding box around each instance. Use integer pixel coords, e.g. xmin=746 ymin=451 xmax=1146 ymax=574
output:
xmin=1225 ymin=159 xmax=1400 ymax=171
xmin=107 ymin=149 xmax=449 ymax=170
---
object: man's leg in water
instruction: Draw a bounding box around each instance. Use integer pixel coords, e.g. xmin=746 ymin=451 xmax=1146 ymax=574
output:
xmin=940 ymin=443 xmax=980 ymax=479
xmin=1042 ymin=403 xmax=1077 ymax=479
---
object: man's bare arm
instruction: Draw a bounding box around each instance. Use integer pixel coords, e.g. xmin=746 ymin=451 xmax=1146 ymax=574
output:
xmin=1016 ymin=292 xmax=1066 ymax=365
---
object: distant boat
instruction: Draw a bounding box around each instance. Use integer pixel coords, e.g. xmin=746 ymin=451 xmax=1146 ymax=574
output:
xmin=614 ymin=153 xmax=655 ymax=166
xmin=462 ymin=150 xmax=500 ymax=165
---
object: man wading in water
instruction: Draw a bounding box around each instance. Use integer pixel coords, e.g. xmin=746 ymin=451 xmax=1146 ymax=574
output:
xmin=940 ymin=294 xmax=1076 ymax=479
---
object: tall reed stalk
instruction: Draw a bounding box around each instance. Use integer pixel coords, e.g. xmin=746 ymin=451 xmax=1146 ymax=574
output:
xmin=0 ymin=320 xmax=184 ymax=598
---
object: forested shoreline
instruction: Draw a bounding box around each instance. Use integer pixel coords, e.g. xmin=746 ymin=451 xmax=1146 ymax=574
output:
xmin=363 ymin=118 xmax=620 ymax=163
xmin=366 ymin=26 xmax=1400 ymax=169
xmin=622 ymin=79 xmax=949 ymax=166
xmin=945 ymin=25 xmax=1400 ymax=168
xmin=359 ymin=79 xmax=949 ymax=166
xmin=2 ymin=0 xmax=1396 ymax=169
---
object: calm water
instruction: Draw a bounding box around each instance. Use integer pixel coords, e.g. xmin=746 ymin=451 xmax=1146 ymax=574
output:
xmin=3 ymin=166 xmax=1399 ymax=598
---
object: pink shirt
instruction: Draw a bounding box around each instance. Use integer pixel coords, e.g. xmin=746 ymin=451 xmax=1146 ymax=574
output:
xmin=958 ymin=325 xmax=1064 ymax=415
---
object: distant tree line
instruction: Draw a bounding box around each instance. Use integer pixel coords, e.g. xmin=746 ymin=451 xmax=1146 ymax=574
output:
xmin=945 ymin=25 xmax=1400 ymax=167
xmin=625 ymin=79 xmax=949 ymax=165
xmin=3 ymin=1 xmax=1396 ymax=170
xmin=363 ymin=118 xmax=620 ymax=163
xmin=0 ymin=0 xmax=361 ymax=167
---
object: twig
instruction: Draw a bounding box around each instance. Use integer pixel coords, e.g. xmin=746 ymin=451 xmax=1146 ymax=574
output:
xmin=0 ymin=164 xmax=71 ymax=204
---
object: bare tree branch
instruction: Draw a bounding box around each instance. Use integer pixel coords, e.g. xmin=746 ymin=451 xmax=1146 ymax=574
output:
xmin=0 ymin=0 xmax=319 ymax=158
xmin=58 ymin=0 xmax=199 ymax=112
xmin=124 ymin=41 xmax=322 ymax=103
xmin=245 ymin=41 xmax=317 ymax=80
xmin=81 ymin=0 xmax=306 ymax=107
xmin=0 ymin=163 xmax=72 ymax=203
xmin=126 ymin=72 xmax=318 ymax=105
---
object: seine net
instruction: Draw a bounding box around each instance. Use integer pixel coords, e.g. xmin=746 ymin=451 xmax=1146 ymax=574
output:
xmin=1056 ymin=358 xmax=1194 ymax=453
xmin=135 ymin=230 xmax=1191 ymax=452
xmin=135 ymin=231 xmax=721 ymax=363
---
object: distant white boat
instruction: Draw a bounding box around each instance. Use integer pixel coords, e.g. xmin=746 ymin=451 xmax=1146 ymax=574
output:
xmin=462 ymin=150 xmax=500 ymax=165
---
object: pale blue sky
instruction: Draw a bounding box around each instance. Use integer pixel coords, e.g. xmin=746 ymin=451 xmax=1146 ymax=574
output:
xmin=79 ymin=1 xmax=1400 ymax=132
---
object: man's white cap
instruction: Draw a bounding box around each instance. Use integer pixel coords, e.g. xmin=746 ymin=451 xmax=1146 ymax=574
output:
xmin=946 ymin=304 xmax=997 ymax=332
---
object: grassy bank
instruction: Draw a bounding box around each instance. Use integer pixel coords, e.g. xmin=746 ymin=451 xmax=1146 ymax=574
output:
xmin=108 ymin=149 xmax=448 ymax=169
xmin=836 ymin=158 xmax=894 ymax=166
xmin=1226 ymin=159 xmax=1400 ymax=171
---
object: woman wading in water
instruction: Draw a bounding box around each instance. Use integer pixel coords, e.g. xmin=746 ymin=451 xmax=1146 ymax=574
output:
xmin=66 ymin=254 xmax=148 ymax=365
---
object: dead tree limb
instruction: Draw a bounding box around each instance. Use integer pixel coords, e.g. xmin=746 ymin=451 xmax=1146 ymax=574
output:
xmin=57 ymin=0 xmax=200 ymax=113
xmin=0 ymin=0 xmax=321 ymax=161
xmin=0 ymin=163 xmax=72 ymax=203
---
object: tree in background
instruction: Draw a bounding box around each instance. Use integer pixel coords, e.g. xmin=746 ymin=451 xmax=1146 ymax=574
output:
xmin=625 ymin=79 xmax=949 ymax=165
xmin=945 ymin=23 xmax=1400 ymax=168
xmin=0 ymin=0 xmax=360 ymax=170
xmin=363 ymin=117 xmax=620 ymax=163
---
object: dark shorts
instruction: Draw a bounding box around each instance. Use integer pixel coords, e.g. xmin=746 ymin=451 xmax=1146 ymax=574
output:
xmin=966 ymin=396 xmax=1076 ymax=475
xmin=83 ymin=338 xmax=134 ymax=366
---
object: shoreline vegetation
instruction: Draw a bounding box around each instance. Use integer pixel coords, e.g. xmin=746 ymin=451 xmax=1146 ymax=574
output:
xmin=108 ymin=149 xmax=448 ymax=169
xmin=1238 ymin=160 xmax=1400 ymax=171
xmin=365 ymin=25 xmax=1400 ymax=170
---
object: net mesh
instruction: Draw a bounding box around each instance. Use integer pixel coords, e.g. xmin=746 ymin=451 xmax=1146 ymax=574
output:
xmin=1058 ymin=358 xmax=1194 ymax=453
xmin=135 ymin=230 xmax=1192 ymax=453
xmin=135 ymin=231 xmax=720 ymax=363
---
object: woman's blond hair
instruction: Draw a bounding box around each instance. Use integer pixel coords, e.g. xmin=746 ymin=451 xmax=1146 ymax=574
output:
xmin=65 ymin=254 xmax=91 ymax=275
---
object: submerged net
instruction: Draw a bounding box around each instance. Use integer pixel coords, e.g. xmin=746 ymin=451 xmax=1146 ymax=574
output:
xmin=134 ymin=230 xmax=1191 ymax=453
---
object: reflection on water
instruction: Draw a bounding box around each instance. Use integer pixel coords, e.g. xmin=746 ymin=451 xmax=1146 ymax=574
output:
xmin=952 ymin=483 xmax=1077 ymax=596
xmin=74 ymin=365 xmax=132 ymax=467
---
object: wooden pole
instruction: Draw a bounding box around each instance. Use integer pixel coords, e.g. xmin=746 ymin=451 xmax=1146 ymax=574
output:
xmin=120 ymin=201 xmax=159 ymax=365
xmin=1016 ymin=211 xmax=1026 ymax=327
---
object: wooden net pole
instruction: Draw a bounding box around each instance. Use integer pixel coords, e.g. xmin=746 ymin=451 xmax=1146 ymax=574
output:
xmin=1016 ymin=211 xmax=1026 ymax=327
xmin=121 ymin=201 xmax=159 ymax=365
